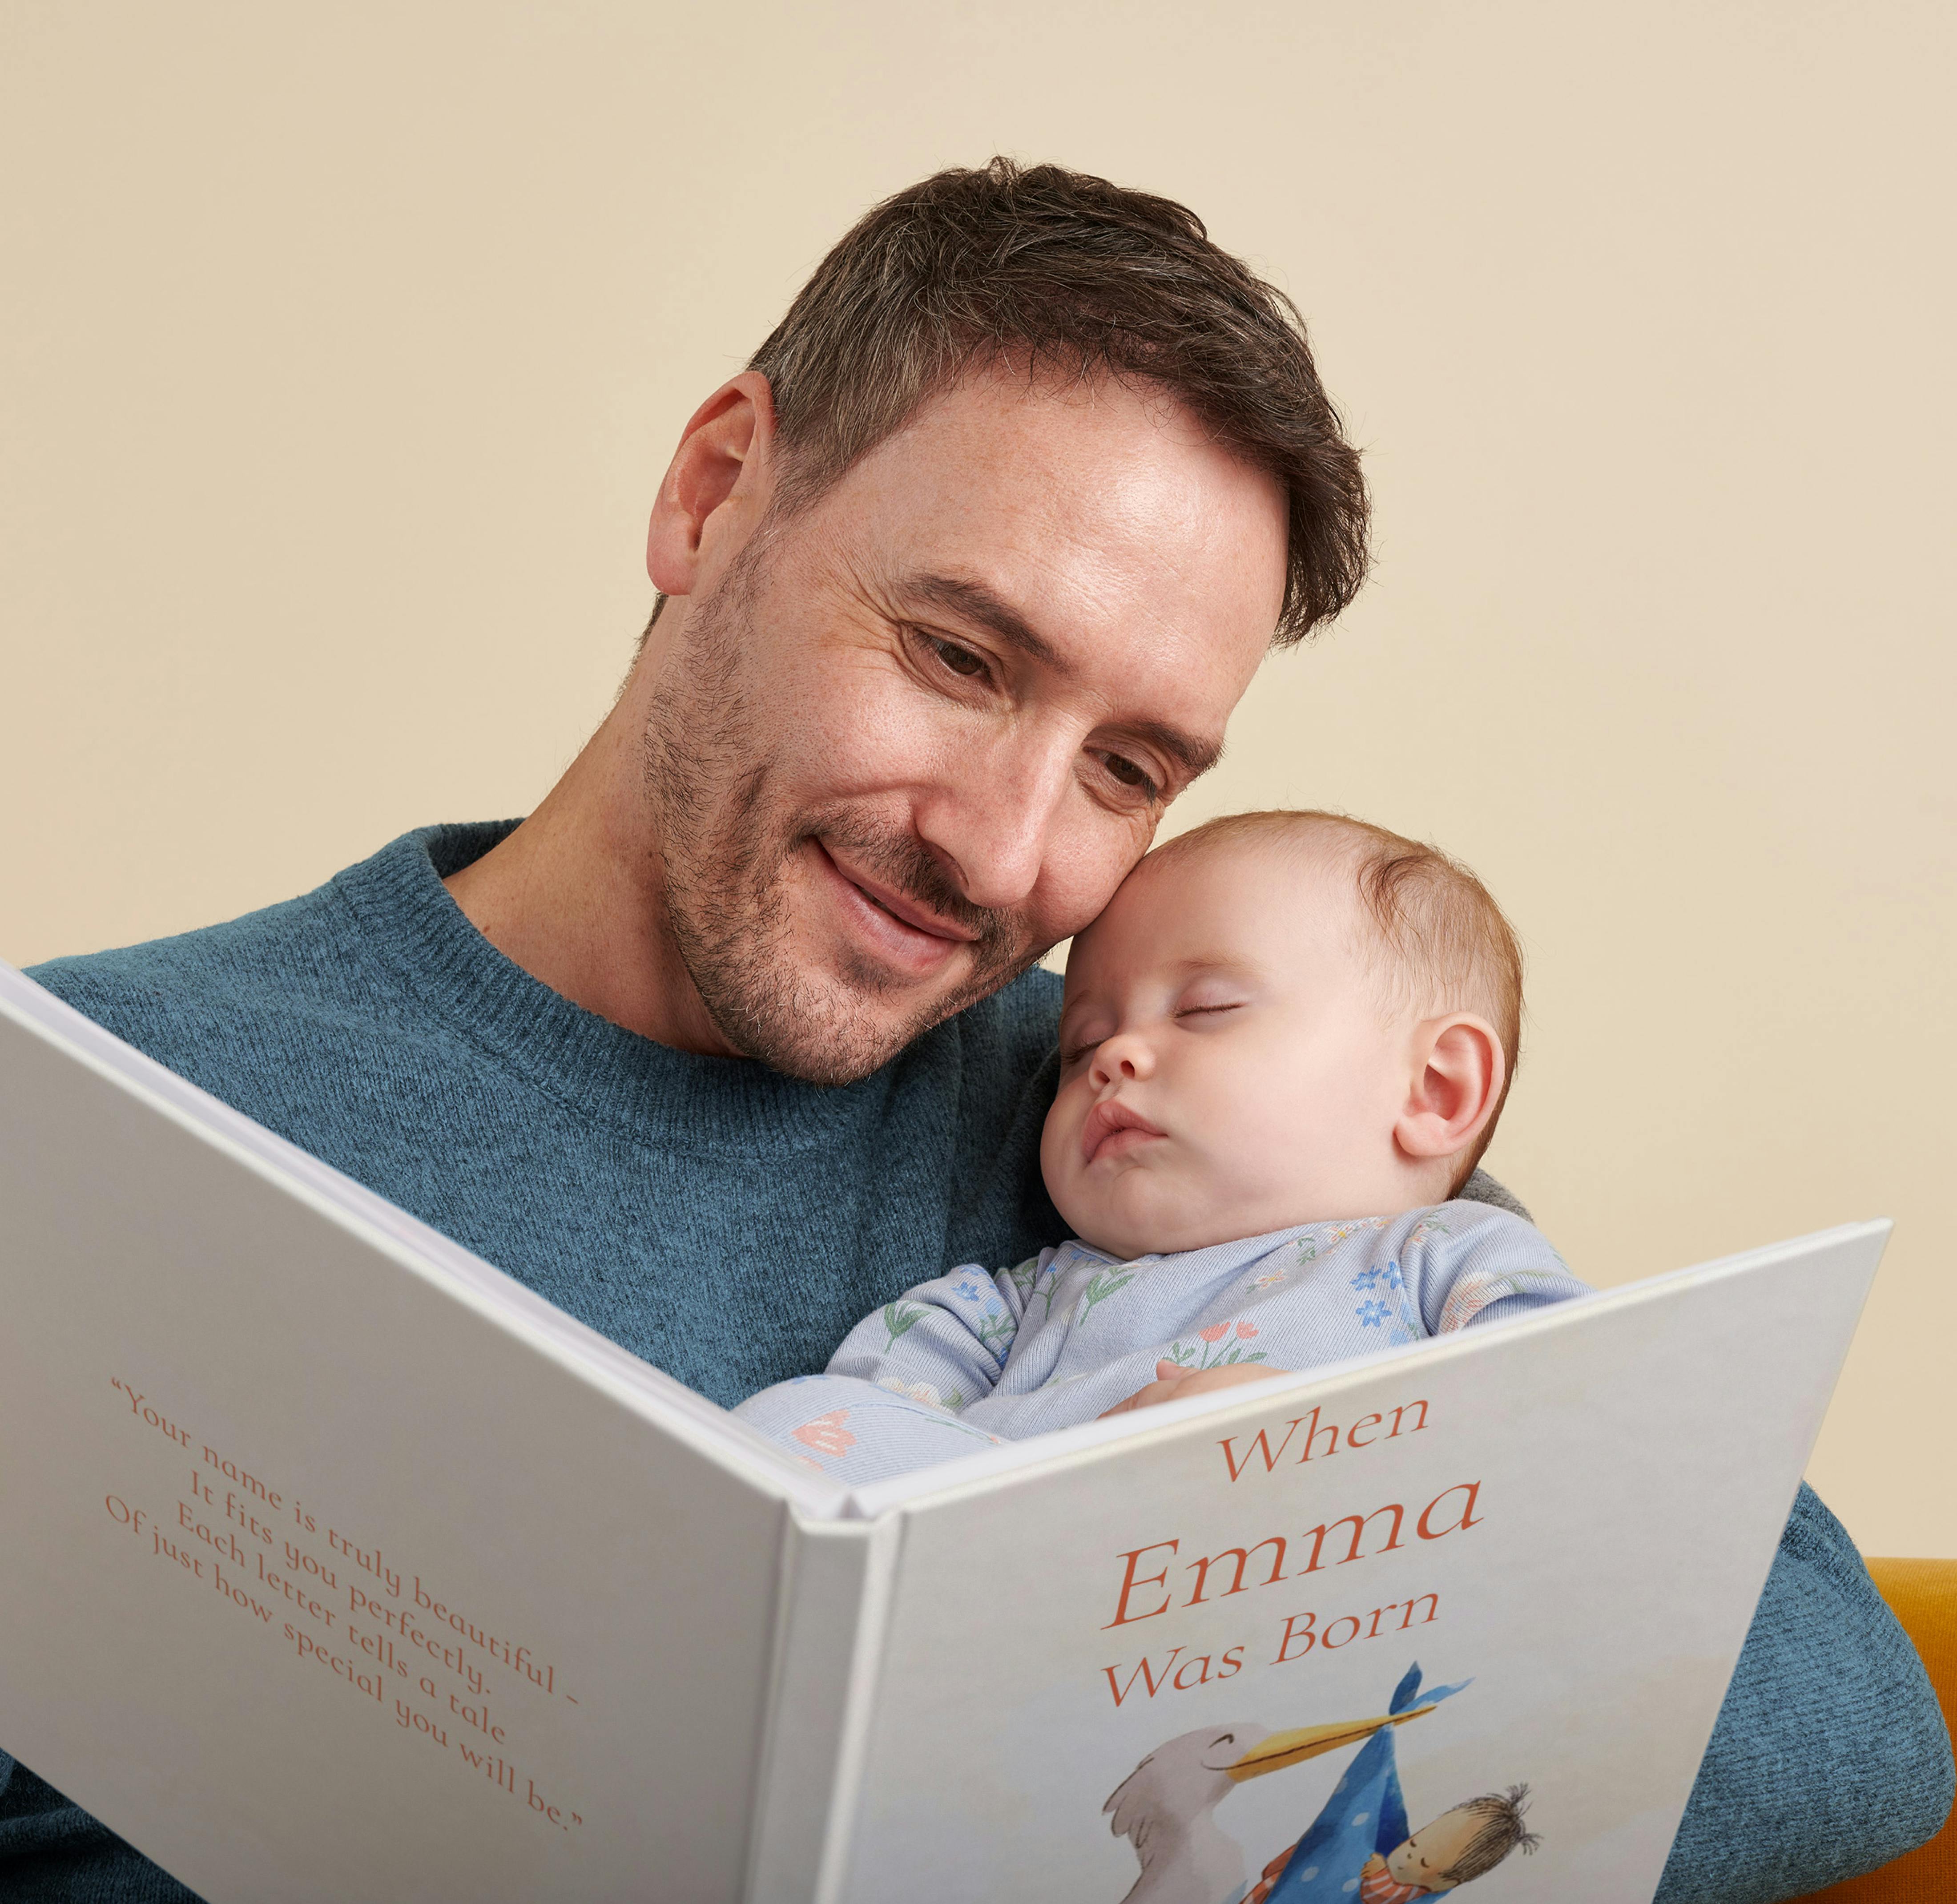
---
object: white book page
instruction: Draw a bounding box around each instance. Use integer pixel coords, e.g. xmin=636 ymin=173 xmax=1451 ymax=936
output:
xmin=0 ymin=970 xmax=835 ymax=1901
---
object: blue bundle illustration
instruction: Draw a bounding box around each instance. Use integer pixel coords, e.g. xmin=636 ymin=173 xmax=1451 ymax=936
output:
xmin=1104 ymin=1663 xmax=1539 ymax=1903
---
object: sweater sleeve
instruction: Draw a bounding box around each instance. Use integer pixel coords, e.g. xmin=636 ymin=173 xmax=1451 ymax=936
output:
xmin=1655 ymin=1483 xmax=1955 ymax=1901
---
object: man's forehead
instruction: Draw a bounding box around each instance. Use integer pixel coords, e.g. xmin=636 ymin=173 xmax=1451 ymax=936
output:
xmin=830 ymin=366 xmax=1289 ymax=650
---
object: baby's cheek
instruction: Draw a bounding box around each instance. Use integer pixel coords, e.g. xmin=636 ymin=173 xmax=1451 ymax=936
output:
xmin=1038 ymin=1093 xmax=1078 ymax=1190
xmin=1217 ymin=1054 xmax=1345 ymax=1183
xmin=1179 ymin=1075 xmax=1279 ymax=1186
xmin=1039 ymin=1099 xmax=1095 ymax=1226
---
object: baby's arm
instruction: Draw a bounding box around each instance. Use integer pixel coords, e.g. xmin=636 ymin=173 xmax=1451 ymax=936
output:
xmin=1410 ymin=1203 xmax=1592 ymax=1336
xmin=824 ymin=1260 xmax=1028 ymax=1406
xmin=1096 ymin=1208 xmax=1586 ymax=1423
xmin=1101 ymin=1359 xmax=1292 ymax=1418
xmin=732 ymin=1260 xmax=1037 ymax=1484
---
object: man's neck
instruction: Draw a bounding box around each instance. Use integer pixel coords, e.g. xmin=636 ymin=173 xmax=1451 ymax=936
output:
xmin=441 ymin=702 xmax=741 ymax=1057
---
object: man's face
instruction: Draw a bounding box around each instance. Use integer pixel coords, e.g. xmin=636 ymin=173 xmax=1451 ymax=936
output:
xmin=644 ymin=367 xmax=1289 ymax=1084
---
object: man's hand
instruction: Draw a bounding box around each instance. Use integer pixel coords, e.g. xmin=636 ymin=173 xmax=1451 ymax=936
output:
xmin=1099 ymin=1359 xmax=1292 ymax=1419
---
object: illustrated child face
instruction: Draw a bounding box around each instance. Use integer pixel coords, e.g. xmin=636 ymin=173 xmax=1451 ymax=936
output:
xmin=1040 ymin=825 xmax=1505 ymax=1261
xmin=1385 ymin=1805 xmax=1487 ymax=1891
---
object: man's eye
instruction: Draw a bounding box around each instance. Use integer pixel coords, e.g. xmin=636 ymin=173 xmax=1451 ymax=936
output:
xmin=1096 ymin=751 xmax=1159 ymax=798
xmin=930 ymin=637 xmax=988 ymax=680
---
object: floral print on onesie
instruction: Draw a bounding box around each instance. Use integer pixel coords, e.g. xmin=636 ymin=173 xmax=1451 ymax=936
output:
xmin=733 ymin=1200 xmax=1589 ymax=1485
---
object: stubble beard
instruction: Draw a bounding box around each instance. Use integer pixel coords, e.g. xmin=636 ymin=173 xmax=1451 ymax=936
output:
xmin=643 ymin=545 xmax=1036 ymax=1086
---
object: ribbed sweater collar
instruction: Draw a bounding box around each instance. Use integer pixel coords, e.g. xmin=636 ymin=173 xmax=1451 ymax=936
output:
xmin=330 ymin=822 xmax=910 ymax=1156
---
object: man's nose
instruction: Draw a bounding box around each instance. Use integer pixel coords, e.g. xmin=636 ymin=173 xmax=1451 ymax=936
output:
xmin=1090 ymin=1029 xmax=1154 ymax=1087
xmin=910 ymin=731 xmax=1077 ymax=912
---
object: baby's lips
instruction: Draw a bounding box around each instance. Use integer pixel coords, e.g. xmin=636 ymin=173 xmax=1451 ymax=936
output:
xmin=1079 ymin=1097 xmax=1167 ymax=1164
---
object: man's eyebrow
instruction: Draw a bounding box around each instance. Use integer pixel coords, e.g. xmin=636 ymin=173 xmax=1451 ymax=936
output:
xmin=1121 ymin=720 xmax=1224 ymax=781
xmin=904 ymin=571 xmax=1066 ymax=670
xmin=902 ymin=569 xmax=1224 ymax=782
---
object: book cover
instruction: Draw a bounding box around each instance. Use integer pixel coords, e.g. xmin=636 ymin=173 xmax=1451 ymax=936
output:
xmin=0 ymin=968 xmax=1885 ymax=1901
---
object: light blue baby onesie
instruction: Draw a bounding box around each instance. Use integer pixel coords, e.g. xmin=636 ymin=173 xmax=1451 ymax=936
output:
xmin=734 ymin=1200 xmax=1590 ymax=1483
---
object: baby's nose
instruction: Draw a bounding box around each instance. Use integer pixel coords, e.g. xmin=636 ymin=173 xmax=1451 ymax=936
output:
xmin=1090 ymin=1031 xmax=1154 ymax=1084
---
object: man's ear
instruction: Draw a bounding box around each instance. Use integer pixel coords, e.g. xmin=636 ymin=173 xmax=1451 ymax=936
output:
xmin=645 ymin=371 xmax=778 ymax=598
xmin=1393 ymin=1014 xmax=1505 ymax=1169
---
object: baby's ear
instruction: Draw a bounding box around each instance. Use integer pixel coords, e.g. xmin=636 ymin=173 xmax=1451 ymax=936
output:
xmin=1394 ymin=1014 xmax=1504 ymax=1168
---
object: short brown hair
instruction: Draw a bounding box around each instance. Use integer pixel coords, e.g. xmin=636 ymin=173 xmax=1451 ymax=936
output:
xmin=1152 ymin=811 xmax=1525 ymax=1187
xmin=747 ymin=157 xmax=1368 ymax=645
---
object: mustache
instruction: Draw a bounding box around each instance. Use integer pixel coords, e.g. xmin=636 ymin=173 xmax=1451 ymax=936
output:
xmin=808 ymin=810 xmax=1023 ymax=964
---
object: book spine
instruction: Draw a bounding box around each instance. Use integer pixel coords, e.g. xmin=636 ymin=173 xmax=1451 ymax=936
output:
xmin=741 ymin=1509 xmax=902 ymax=1904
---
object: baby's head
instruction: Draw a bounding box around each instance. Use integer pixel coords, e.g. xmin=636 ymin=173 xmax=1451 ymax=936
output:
xmin=1382 ymin=1786 xmax=1540 ymax=1891
xmin=1041 ymin=811 xmax=1523 ymax=1260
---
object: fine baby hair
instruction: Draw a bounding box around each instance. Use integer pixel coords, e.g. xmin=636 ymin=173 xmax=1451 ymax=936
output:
xmin=1146 ymin=809 xmax=1524 ymax=1191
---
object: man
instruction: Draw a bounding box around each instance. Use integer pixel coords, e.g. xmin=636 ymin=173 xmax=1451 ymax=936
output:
xmin=4 ymin=160 xmax=1947 ymax=1900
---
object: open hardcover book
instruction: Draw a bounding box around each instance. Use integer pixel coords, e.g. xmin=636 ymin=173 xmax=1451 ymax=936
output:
xmin=0 ymin=964 xmax=1888 ymax=1904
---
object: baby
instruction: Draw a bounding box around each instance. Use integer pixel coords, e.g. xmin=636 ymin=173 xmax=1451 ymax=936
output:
xmin=1249 ymin=1786 xmax=1541 ymax=1901
xmin=734 ymin=811 xmax=1588 ymax=1480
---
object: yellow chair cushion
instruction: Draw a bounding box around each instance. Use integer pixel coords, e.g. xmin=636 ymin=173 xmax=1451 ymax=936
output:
xmin=1797 ymin=1558 xmax=1957 ymax=1900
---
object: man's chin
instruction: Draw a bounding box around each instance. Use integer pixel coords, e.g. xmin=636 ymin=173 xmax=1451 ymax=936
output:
xmin=730 ymin=1025 xmax=911 ymax=1089
xmin=705 ymin=964 xmax=985 ymax=1087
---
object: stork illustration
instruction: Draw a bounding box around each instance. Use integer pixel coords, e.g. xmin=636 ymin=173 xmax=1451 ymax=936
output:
xmin=1103 ymin=1688 xmax=1456 ymax=1904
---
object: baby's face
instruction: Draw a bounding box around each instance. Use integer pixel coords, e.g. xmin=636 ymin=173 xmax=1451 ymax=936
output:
xmin=1384 ymin=1806 xmax=1485 ymax=1889
xmin=1041 ymin=838 xmax=1416 ymax=1260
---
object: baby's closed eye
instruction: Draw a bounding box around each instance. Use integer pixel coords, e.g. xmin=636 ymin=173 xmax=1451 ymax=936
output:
xmin=1173 ymin=1001 xmax=1244 ymax=1024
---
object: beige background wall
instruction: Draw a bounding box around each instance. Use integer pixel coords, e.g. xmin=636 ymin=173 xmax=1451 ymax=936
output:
xmin=4 ymin=5 xmax=1951 ymax=1552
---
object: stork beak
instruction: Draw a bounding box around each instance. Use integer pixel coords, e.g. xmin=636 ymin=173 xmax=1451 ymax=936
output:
xmin=1223 ymin=1703 xmax=1437 ymax=1782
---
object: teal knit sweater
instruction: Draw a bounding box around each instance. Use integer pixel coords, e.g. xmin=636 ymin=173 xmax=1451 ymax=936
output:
xmin=2 ymin=823 xmax=1948 ymax=1902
